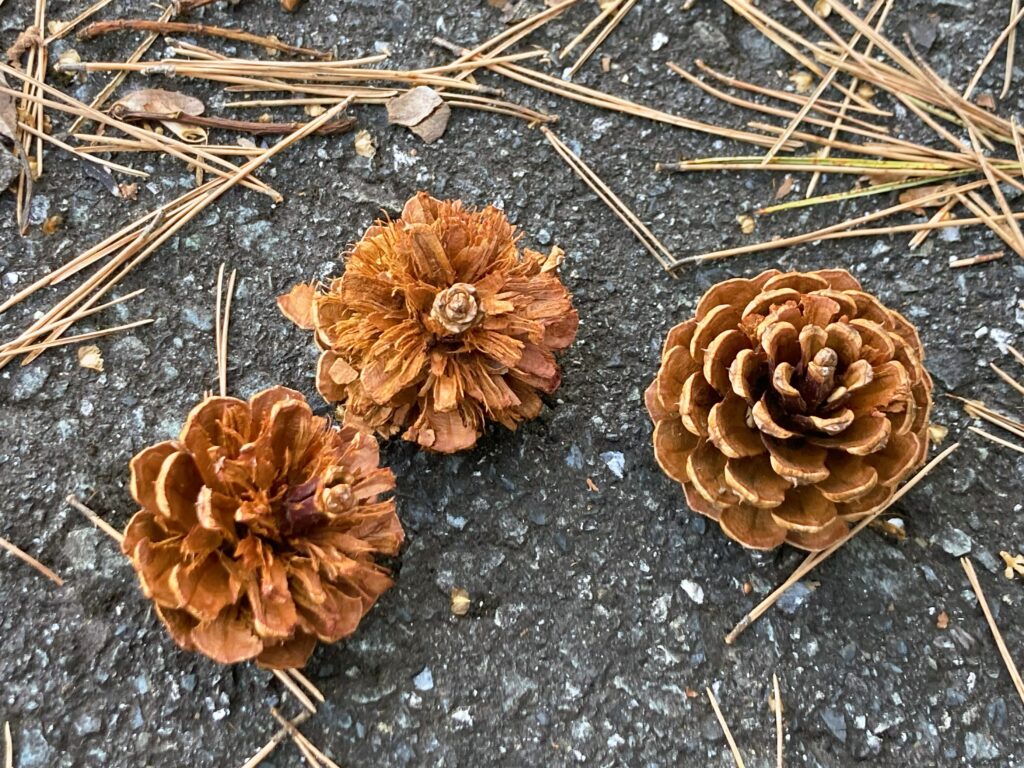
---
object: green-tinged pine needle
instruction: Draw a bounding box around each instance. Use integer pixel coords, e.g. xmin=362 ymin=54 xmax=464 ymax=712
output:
xmin=757 ymin=168 xmax=976 ymax=214
xmin=665 ymin=155 xmax=957 ymax=171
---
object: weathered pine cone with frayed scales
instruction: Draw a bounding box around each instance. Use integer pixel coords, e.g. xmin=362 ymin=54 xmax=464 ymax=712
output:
xmin=122 ymin=387 xmax=404 ymax=668
xmin=278 ymin=192 xmax=579 ymax=453
xmin=646 ymin=269 xmax=933 ymax=552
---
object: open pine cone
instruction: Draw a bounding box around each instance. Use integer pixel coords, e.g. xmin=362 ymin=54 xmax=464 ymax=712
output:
xmin=278 ymin=192 xmax=579 ymax=453
xmin=646 ymin=269 xmax=933 ymax=552
xmin=122 ymin=387 xmax=404 ymax=669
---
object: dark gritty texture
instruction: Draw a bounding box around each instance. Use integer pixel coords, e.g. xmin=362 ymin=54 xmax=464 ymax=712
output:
xmin=1 ymin=0 xmax=1023 ymax=766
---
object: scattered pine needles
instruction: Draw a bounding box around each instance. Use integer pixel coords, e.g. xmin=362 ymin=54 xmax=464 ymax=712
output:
xmin=961 ymin=557 xmax=1024 ymax=708
xmin=0 ymin=535 xmax=64 ymax=585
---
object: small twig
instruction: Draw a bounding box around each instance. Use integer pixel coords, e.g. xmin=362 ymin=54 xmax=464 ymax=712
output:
xmin=270 ymin=708 xmax=343 ymax=768
xmin=964 ymin=3 xmax=1024 ymax=98
xmin=287 ymin=669 xmax=326 ymax=705
xmin=773 ymin=673 xmax=784 ymax=768
xmin=8 ymin=319 xmax=154 ymax=354
xmin=3 ymin=721 xmax=11 ymax=768
xmin=113 ymin=109 xmax=356 ymax=136
xmin=78 ymin=19 xmax=333 ymax=60
xmin=762 ymin=0 xmax=887 ymax=165
xmin=541 ymin=126 xmax=676 ymax=271
xmin=215 ymin=264 xmax=224 ymax=396
xmin=68 ymin=3 xmax=174 ymax=135
xmin=1009 ymin=344 xmax=1024 ymax=367
xmin=1005 ymin=0 xmax=1021 ymax=98
xmin=566 ymin=0 xmax=637 ymax=79
xmin=968 ymin=425 xmax=1024 ymax=453
xmin=16 ymin=121 xmax=149 ymax=177
xmin=0 ymin=290 xmax=145 ymax=352
xmin=65 ymin=494 xmax=124 ymax=544
xmin=272 ymin=669 xmax=317 ymax=715
xmin=949 ymin=251 xmax=1005 ymax=268
xmin=706 ymin=688 xmax=746 ymax=768
xmin=239 ymin=711 xmax=312 ymax=768
xmin=560 ymin=0 xmax=621 ymax=59
xmin=214 ymin=265 xmax=236 ymax=397
xmin=961 ymin=557 xmax=1024 ymax=708
xmin=44 ymin=0 xmax=115 ymax=43
xmin=726 ymin=443 xmax=960 ymax=643
xmin=991 ymin=362 xmax=1024 ymax=397
xmin=0 ymin=535 xmax=64 ymax=585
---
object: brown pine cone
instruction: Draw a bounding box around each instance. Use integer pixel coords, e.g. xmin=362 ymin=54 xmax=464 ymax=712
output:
xmin=122 ymin=387 xmax=404 ymax=668
xmin=278 ymin=192 xmax=579 ymax=453
xmin=646 ymin=269 xmax=933 ymax=552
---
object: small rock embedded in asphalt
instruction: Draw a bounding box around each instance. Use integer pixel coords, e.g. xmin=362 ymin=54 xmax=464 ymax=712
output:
xmin=964 ymin=731 xmax=1000 ymax=761
xmin=600 ymin=451 xmax=625 ymax=478
xmin=413 ymin=667 xmax=434 ymax=691
xmin=651 ymin=594 xmax=672 ymax=623
xmin=937 ymin=527 xmax=972 ymax=557
xmin=822 ymin=708 xmax=848 ymax=743
xmin=777 ymin=582 xmax=812 ymax=614
xmin=74 ymin=713 xmax=102 ymax=737
xmin=17 ymin=727 xmax=54 ymax=768
xmin=451 ymin=707 xmax=473 ymax=729
xmin=11 ymin=364 xmax=50 ymax=402
xmin=680 ymin=579 xmax=705 ymax=605
xmin=565 ymin=443 xmax=584 ymax=469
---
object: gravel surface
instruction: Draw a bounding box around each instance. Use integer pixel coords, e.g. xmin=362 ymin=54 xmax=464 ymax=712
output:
xmin=1 ymin=0 xmax=1023 ymax=766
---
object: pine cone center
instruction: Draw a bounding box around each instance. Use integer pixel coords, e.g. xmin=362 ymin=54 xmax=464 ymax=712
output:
xmin=430 ymin=283 xmax=480 ymax=335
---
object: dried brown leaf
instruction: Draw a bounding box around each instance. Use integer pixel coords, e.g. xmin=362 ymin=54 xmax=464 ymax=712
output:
xmin=976 ymin=92 xmax=997 ymax=111
xmin=112 ymin=88 xmax=207 ymax=143
xmin=450 ymin=587 xmax=471 ymax=616
xmin=775 ymin=174 xmax=795 ymax=200
xmin=789 ymin=71 xmax=814 ymax=94
xmin=354 ymin=129 xmax=376 ymax=158
xmin=117 ymin=182 xmax=139 ymax=201
xmin=412 ymin=103 xmax=451 ymax=143
xmin=1001 ymin=551 xmax=1024 ymax=579
xmin=42 ymin=214 xmax=63 ymax=235
xmin=928 ymin=423 xmax=948 ymax=444
xmin=78 ymin=344 xmax=104 ymax=371
xmin=114 ymin=88 xmax=205 ymax=117
xmin=387 ymin=86 xmax=443 ymax=127
xmin=856 ymin=82 xmax=876 ymax=101
xmin=277 ymin=282 xmax=317 ymax=330
xmin=898 ymin=183 xmax=954 ymax=213
xmin=387 ymin=86 xmax=450 ymax=143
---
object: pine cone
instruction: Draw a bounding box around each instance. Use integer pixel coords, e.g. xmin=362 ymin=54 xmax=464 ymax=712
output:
xmin=122 ymin=387 xmax=404 ymax=668
xmin=646 ymin=269 xmax=933 ymax=552
xmin=279 ymin=192 xmax=579 ymax=453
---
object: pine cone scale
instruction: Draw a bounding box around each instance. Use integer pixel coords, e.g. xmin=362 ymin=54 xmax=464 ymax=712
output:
xmin=649 ymin=269 xmax=933 ymax=552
